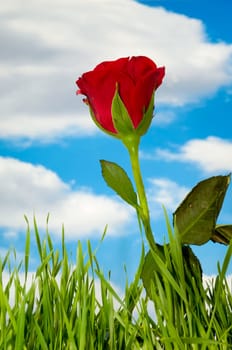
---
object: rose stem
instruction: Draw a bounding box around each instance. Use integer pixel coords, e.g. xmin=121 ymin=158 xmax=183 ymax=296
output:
xmin=123 ymin=135 xmax=156 ymax=250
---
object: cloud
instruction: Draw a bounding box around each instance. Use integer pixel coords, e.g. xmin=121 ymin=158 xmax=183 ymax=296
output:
xmin=155 ymin=136 xmax=232 ymax=173
xmin=0 ymin=114 xmax=97 ymax=143
xmin=147 ymin=177 xmax=189 ymax=216
xmin=1 ymin=0 xmax=232 ymax=142
xmin=0 ymin=157 xmax=133 ymax=239
xmin=0 ymin=24 xmax=57 ymax=64
xmin=153 ymin=109 xmax=177 ymax=126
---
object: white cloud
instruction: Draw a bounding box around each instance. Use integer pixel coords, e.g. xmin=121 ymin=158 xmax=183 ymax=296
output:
xmin=147 ymin=177 xmax=189 ymax=216
xmin=0 ymin=157 xmax=133 ymax=239
xmin=1 ymin=0 xmax=232 ymax=141
xmin=155 ymin=136 xmax=232 ymax=173
xmin=153 ymin=109 xmax=177 ymax=126
xmin=0 ymin=114 xmax=97 ymax=143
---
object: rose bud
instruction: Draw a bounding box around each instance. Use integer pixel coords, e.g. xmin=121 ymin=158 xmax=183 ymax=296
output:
xmin=76 ymin=56 xmax=165 ymax=138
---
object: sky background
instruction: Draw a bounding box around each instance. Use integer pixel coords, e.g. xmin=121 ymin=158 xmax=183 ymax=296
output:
xmin=1 ymin=0 xmax=232 ymax=287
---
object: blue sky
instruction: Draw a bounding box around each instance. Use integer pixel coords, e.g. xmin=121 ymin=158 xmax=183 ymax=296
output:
xmin=1 ymin=0 xmax=232 ymax=287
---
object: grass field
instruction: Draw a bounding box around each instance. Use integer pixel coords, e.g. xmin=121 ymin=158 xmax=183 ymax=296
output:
xmin=1 ymin=216 xmax=232 ymax=349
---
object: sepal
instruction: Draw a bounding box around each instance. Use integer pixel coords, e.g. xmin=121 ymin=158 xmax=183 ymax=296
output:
xmin=111 ymin=85 xmax=135 ymax=136
xmin=136 ymin=92 xmax=155 ymax=136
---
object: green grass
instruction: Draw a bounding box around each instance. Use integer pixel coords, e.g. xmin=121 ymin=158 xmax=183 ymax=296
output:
xmin=0 ymin=217 xmax=232 ymax=349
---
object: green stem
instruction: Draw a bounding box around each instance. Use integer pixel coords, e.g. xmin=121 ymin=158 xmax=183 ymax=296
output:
xmin=123 ymin=135 xmax=156 ymax=250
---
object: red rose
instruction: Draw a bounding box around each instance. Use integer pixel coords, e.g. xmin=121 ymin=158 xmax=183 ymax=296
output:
xmin=76 ymin=56 xmax=165 ymax=135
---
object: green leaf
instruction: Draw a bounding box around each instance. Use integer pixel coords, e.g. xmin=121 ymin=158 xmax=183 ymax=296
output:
xmin=211 ymin=224 xmax=232 ymax=245
xmin=141 ymin=246 xmax=164 ymax=300
xmin=174 ymin=175 xmax=230 ymax=245
xmin=141 ymin=245 xmax=202 ymax=302
xmin=100 ymin=159 xmax=138 ymax=208
xmin=111 ymin=86 xmax=135 ymax=135
xmin=182 ymin=245 xmax=202 ymax=279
